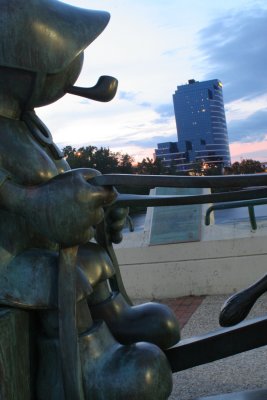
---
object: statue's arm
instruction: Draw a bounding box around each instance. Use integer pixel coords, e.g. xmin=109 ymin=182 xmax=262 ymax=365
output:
xmin=0 ymin=168 xmax=117 ymax=246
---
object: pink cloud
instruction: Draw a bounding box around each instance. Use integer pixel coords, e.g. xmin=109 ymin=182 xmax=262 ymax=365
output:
xmin=111 ymin=145 xmax=155 ymax=162
xmin=230 ymin=141 xmax=267 ymax=162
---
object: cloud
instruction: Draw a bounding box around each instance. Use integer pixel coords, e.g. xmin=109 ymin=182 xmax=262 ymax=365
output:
xmin=119 ymin=91 xmax=138 ymax=101
xmin=127 ymin=134 xmax=178 ymax=149
xmin=228 ymin=109 xmax=267 ymax=142
xmin=198 ymin=5 xmax=267 ymax=156
xmin=79 ymin=99 xmax=90 ymax=105
xmin=230 ymin=140 xmax=267 ymax=162
xmin=198 ymin=7 xmax=267 ymax=103
xmin=118 ymin=92 xmax=152 ymax=108
xmin=153 ymin=103 xmax=174 ymax=124
xmin=155 ymin=103 xmax=174 ymax=117
xmin=139 ymin=101 xmax=151 ymax=108
xmin=162 ymin=47 xmax=180 ymax=57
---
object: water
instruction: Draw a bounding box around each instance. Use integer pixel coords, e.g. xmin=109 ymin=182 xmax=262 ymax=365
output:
xmin=126 ymin=203 xmax=267 ymax=235
xmin=214 ymin=204 xmax=267 ymax=224
xmin=125 ymin=213 xmax=146 ymax=233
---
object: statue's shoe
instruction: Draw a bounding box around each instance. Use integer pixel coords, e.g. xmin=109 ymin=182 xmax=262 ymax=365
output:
xmin=37 ymin=321 xmax=173 ymax=400
xmin=90 ymin=292 xmax=180 ymax=349
xmin=80 ymin=321 xmax=172 ymax=400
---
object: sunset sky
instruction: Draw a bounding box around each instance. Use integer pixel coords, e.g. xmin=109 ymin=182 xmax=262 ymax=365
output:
xmin=38 ymin=0 xmax=267 ymax=163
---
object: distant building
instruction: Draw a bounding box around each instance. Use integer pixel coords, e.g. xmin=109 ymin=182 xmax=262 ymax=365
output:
xmin=155 ymin=79 xmax=231 ymax=172
xmin=155 ymin=142 xmax=185 ymax=172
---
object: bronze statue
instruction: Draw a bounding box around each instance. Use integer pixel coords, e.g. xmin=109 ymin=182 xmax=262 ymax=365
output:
xmin=0 ymin=0 xmax=181 ymax=398
xmin=5 ymin=2 xmax=267 ymax=400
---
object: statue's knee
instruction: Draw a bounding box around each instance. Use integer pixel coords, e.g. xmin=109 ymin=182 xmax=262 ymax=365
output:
xmin=77 ymin=242 xmax=115 ymax=287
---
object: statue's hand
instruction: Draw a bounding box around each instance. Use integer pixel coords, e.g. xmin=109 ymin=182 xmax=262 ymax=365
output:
xmin=104 ymin=207 xmax=129 ymax=244
xmin=6 ymin=169 xmax=116 ymax=246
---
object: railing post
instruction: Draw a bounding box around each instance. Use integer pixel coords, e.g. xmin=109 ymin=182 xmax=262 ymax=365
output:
xmin=248 ymin=205 xmax=257 ymax=230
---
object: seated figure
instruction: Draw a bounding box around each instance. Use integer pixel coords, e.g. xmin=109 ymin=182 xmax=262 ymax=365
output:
xmin=0 ymin=1 xmax=180 ymax=399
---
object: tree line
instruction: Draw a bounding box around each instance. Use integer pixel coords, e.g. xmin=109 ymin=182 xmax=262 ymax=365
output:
xmin=63 ymin=145 xmax=265 ymax=176
xmin=190 ymin=159 xmax=265 ymax=176
xmin=63 ymin=146 xmax=266 ymax=212
xmin=226 ymin=159 xmax=265 ymax=174
xmin=63 ymin=145 xmax=164 ymax=175
xmin=63 ymin=145 xmax=165 ymax=212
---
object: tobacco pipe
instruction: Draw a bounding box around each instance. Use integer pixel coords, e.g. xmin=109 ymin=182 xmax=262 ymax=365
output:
xmin=67 ymin=75 xmax=118 ymax=102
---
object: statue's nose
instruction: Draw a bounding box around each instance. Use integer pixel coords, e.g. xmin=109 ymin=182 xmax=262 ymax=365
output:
xmin=67 ymin=75 xmax=118 ymax=102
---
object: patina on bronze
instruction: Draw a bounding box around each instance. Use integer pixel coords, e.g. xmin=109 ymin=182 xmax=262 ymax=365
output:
xmin=0 ymin=1 xmax=180 ymax=399
xmin=1 ymin=1 xmax=267 ymax=400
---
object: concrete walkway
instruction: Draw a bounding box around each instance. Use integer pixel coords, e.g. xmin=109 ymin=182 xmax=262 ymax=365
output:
xmin=156 ymin=293 xmax=267 ymax=400
xmin=159 ymin=295 xmax=206 ymax=329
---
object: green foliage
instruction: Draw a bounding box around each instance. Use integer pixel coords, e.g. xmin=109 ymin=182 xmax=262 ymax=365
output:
xmin=63 ymin=146 xmax=166 ymax=176
xmin=63 ymin=147 xmax=265 ymax=177
xmin=211 ymin=159 xmax=264 ymax=193
xmin=189 ymin=159 xmax=264 ymax=176
xmin=63 ymin=146 xmax=167 ymax=214
xmin=229 ymin=159 xmax=264 ymax=174
xmin=63 ymin=145 xmax=132 ymax=174
xmin=117 ymin=153 xmax=134 ymax=174
xmin=189 ymin=161 xmax=203 ymax=176
xmin=189 ymin=161 xmax=223 ymax=176
xmin=136 ymin=157 xmax=164 ymax=175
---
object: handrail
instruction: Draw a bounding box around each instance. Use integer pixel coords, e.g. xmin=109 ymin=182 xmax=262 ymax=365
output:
xmin=126 ymin=215 xmax=134 ymax=232
xmin=92 ymin=173 xmax=267 ymax=208
xmin=205 ymin=198 xmax=267 ymax=230
xmin=92 ymin=173 xmax=267 ymax=189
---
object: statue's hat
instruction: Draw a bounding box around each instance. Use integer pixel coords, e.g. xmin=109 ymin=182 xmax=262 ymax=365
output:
xmin=0 ymin=0 xmax=110 ymax=73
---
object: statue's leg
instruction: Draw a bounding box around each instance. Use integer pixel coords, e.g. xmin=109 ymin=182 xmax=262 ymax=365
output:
xmin=79 ymin=242 xmax=180 ymax=349
xmin=12 ymin=247 xmax=172 ymax=400
xmin=37 ymin=299 xmax=173 ymax=400
xmin=79 ymin=318 xmax=173 ymax=400
xmin=89 ymin=281 xmax=180 ymax=349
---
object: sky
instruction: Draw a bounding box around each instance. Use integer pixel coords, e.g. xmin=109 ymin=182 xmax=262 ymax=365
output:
xmin=37 ymin=0 xmax=267 ymax=163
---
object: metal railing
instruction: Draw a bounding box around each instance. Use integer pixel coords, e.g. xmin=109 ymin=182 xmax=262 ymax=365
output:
xmin=205 ymin=198 xmax=267 ymax=230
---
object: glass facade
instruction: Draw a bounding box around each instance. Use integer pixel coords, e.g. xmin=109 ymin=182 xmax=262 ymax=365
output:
xmin=156 ymin=79 xmax=231 ymax=172
xmin=155 ymin=142 xmax=186 ymax=171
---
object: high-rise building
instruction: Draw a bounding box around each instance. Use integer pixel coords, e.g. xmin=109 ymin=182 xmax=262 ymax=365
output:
xmin=155 ymin=79 xmax=231 ymax=172
xmin=154 ymin=142 xmax=186 ymax=172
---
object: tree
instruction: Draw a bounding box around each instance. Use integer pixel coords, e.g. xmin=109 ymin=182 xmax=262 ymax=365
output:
xmin=231 ymin=159 xmax=264 ymax=174
xmin=63 ymin=145 xmax=121 ymax=173
xmin=189 ymin=161 xmax=203 ymax=176
xmin=231 ymin=161 xmax=241 ymax=175
xmin=136 ymin=157 xmax=164 ymax=175
xmin=62 ymin=145 xmax=98 ymax=169
xmin=203 ymin=163 xmax=223 ymax=176
xmin=117 ymin=153 xmax=134 ymax=174
xmin=189 ymin=161 xmax=223 ymax=176
xmin=93 ymin=147 xmax=119 ymax=173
